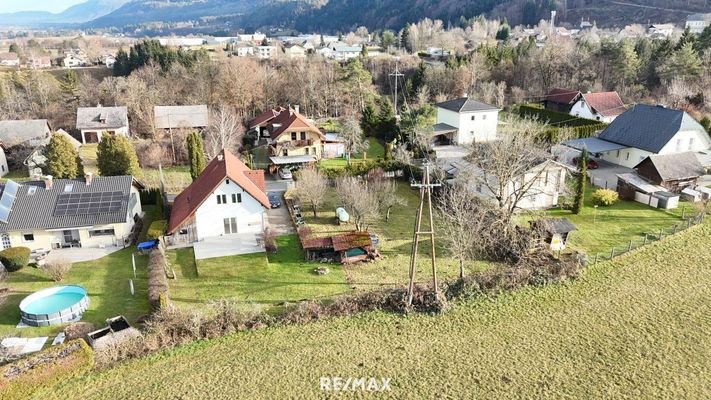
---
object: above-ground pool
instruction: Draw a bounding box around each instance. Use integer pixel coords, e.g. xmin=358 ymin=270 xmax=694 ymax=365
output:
xmin=19 ymin=285 xmax=89 ymax=327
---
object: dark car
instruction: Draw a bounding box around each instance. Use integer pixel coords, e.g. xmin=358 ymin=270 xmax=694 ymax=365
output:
xmin=572 ymin=157 xmax=599 ymax=170
xmin=268 ymin=192 xmax=282 ymax=208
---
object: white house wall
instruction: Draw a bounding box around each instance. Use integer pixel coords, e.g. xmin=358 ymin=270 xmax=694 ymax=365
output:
xmin=570 ymin=100 xmax=616 ymax=123
xmin=435 ymin=108 xmax=499 ymax=145
xmin=194 ymin=179 xmax=265 ymax=241
xmin=598 ymin=147 xmax=653 ymax=169
xmin=658 ymin=129 xmax=711 ymax=155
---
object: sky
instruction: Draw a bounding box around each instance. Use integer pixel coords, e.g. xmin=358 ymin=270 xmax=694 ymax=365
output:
xmin=0 ymin=0 xmax=85 ymax=14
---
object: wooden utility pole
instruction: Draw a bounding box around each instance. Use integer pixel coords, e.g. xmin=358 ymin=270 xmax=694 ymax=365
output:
xmin=389 ymin=57 xmax=404 ymax=121
xmin=407 ymin=160 xmax=441 ymax=306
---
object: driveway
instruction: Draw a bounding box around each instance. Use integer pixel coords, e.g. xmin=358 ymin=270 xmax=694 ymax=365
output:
xmin=265 ymin=174 xmax=294 ymax=193
xmin=266 ymin=197 xmax=295 ymax=235
xmin=587 ymin=159 xmax=634 ymax=189
xmin=43 ymin=246 xmax=124 ymax=264
xmin=193 ymin=234 xmax=265 ymax=260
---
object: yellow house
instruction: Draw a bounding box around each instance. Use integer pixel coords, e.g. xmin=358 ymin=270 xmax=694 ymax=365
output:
xmin=0 ymin=174 xmax=143 ymax=253
xmin=267 ymin=107 xmax=325 ymax=160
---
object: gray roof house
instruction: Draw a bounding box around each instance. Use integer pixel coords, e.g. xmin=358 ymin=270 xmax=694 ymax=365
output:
xmin=432 ymin=96 xmax=500 ymax=147
xmin=0 ymin=119 xmax=51 ymax=147
xmin=563 ymin=104 xmax=711 ymax=169
xmin=0 ymin=175 xmax=144 ymax=251
xmin=154 ymin=105 xmax=209 ymax=130
xmin=76 ymin=106 xmax=129 ymax=144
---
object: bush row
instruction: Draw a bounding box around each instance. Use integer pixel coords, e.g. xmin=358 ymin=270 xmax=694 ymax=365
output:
xmin=147 ymin=247 xmax=169 ymax=311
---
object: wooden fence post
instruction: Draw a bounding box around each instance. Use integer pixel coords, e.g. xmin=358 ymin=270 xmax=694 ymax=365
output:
xmin=681 ymin=206 xmax=686 ymax=219
xmin=610 ymin=248 xmax=615 ymax=259
xmin=643 ymin=234 xmax=647 ymax=246
xmin=628 ymin=240 xmax=633 ymax=252
xmin=659 ymin=228 xmax=664 ymax=240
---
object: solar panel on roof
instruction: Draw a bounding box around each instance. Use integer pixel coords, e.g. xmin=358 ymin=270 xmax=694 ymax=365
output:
xmin=53 ymin=190 xmax=125 ymax=217
xmin=0 ymin=180 xmax=20 ymax=223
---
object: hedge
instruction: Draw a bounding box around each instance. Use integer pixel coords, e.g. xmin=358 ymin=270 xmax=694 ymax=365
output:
xmin=0 ymin=340 xmax=94 ymax=400
xmin=146 ymin=220 xmax=167 ymax=240
xmin=518 ymin=104 xmax=605 ymax=127
xmin=0 ymin=247 xmax=30 ymax=272
xmin=147 ymin=247 xmax=169 ymax=311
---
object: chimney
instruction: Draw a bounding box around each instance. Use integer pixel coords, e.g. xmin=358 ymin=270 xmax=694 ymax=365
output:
xmin=85 ymin=172 xmax=93 ymax=186
xmin=462 ymin=92 xmax=468 ymax=98
xmin=44 ymin=175 xmax=53 ymax=189
xmin=217 ymin=151 xmax=224 ymax=161
xmin=294 ymin=105 xmax=300 ymax=115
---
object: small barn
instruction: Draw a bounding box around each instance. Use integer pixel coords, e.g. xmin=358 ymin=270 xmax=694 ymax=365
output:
xmin=300 ymin=230 xmax=376 ymax=264
xmin=531 ymin=218 xmax=577 ymax=251
xmin=634 ymin=152 xmax=704 ymax=193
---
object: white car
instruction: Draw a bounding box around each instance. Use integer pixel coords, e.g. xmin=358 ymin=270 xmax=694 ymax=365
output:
xmin=278 ymin=168 xmax=293 ymax=180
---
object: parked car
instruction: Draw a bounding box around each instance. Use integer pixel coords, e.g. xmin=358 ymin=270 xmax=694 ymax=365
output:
xmin=572 ymin=157 xmax=599 ymax=170
xmin=268 ymin=192 xmax=282 ymax=208
xmin=278 ymin=168 xmax=293 ymax=180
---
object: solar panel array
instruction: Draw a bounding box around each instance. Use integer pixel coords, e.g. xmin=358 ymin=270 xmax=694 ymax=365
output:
xmin=54 ymin=191 xmax=124 ymax=217
xmin=0 ymin=180 xmax=19 ymax=223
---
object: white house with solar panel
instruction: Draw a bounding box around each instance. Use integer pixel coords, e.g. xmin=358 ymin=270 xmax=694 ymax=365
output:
xmin=0 ymin=174 xmax=143 ymax=252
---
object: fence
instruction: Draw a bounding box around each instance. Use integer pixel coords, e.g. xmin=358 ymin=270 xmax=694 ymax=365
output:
xmin=588 ymin=213 xmax=705 ymax=266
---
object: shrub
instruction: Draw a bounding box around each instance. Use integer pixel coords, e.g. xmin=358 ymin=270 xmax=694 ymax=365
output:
xmin=146 ymin=220 xmax=167 ymax=240
xmin=41 ymin=258 xmax=72 ymax=282
xmin=147 ymin=247 xmax=169 ymax=311
xmin=263 ymin=228 xmax=277 ymax=253
xmin=0 ymin=247 xmax=30 ymax=272
xmin=63 ymin=322 xmax=96 ymax=341
xmin=592 ymin=188 xmax=619 ymax=206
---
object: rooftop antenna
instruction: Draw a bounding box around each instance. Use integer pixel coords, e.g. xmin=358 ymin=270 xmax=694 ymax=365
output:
xmin=406 ymin=160 xmax=442 ymax=306
xmin=389 ymin=57 xmax=404 ymax=122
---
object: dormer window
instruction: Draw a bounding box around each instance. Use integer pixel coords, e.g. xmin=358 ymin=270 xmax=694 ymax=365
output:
xmin=28 ymin=187 xmax=37 ymax=195
xmin=64 ymin=184 xmax=73 ymax=192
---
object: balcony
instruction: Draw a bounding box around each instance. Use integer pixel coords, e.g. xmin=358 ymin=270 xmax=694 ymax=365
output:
xmin=291 ymin=139 xmax=313 ymax=147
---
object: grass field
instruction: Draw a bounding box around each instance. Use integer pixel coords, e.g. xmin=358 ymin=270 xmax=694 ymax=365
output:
xmin=0 ymin=206 xmax=159 ymax=337
xmin=318 ymin=137 xmax=385 ymax=170
xmin=40 ymin=219 xmax=711 ymax=399
xmin=546 ymin=187 xmax=684 ymax=254
xmin=166 ymin=235 xmax=350 ymax=309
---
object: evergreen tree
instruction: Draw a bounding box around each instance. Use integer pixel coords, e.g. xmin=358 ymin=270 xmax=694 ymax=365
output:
xmin=658 ymin=42 xmax=702 ymax=82
xmin=261 ymin=37 xmax=269 ymax=46
xmin=610 ymin=40 xmax=640 ymax=88
xmin=695 ymin=25 xmax=711 ymax=53
xmin=44 ymin=133 xmax=84 ymax=179
xmin=187 ymin=131 xmax=206 ymax=181
xmin=97 ymin=135 xmax=140 ymax=177
xmin=60 ymin=70 xmax=79 ymax=102
xmin=360 ymin=43 xmax=369 ymax=59
xmin=8 ymin=43 xmax=20 ymax=54
xmin=573 ymin=148 xmax=588 ymax=215
xmin=377 ymin=97 xmax=398 ymax=142
xmin=495 ymin=25 xmax=510 ymax=41
xmin=700 ymin=116 xmax=711 ymax=134
xmin=360 ymin=101 xmax=378 ymax=136
xmin=113 ymin=48 xmax=130 ymax=77
xmin=400 ymin=25 xmax=410 ymax=52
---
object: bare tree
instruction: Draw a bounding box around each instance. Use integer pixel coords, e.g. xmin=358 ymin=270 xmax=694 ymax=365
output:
xmin=335 ymin=177 xmax=380 ymax=231
xmin=294 ymin=167 xmax=329 ymax=217
xmin=368 ymin=170 xmax=406 ymax=221
xmin=204 ymin=105 xmax=244 ymax=160
xmin=339 ymin=117 xmax=370 ymax=164
xmin=463 ymin=116 xmax=552 ymax=223
xmin=436 ymin=183 xmax=479 ymax=278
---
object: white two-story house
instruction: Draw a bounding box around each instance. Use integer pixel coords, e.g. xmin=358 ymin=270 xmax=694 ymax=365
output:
xmin=569 ymin=91 xmax=626 ymax=123
xmin=432 ymin=96 xmax=500 ymax=146
xmin=167 ymin=149 xmax=270 ymax=246
xmin=563 ymin=104 xmax=711 ymax=169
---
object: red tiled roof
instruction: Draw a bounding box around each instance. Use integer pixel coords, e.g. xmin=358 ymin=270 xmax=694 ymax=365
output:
xmin=268 ymin=111 xmax=326 ymax=140
xmin=167 ymin=149 xmax=269 ymax=234
xmin=248 ymin=107 xmax=285 ymax=129
xmin=546 ymin=88 xmax=581 ymax=105
xmin=581 ymin=91 xmax=626 ymax=117
xmin=300 ymin=235 xmax=333 ymax=250
xmin=331 ymin=231 xmax=372 ymax=252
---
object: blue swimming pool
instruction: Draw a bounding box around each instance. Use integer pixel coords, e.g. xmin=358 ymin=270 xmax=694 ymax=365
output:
xmin=19 ymin=285 xmax=89 ymax=327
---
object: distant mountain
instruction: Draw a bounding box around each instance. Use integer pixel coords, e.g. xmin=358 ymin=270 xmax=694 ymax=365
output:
xmin=0 ymin=0 xmax=131 ymax=26
xmin=87 ymin=0 xmax=509 ymax=32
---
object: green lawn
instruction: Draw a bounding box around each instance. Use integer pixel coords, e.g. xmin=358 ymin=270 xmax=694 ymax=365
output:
xmin=140 ymin=165 xmax=192 ymax=193
xmin=0 ymin=206 xmax=160 ymax=337
xmin=167 ymin=235 xmax=350 ymax=309
xmin=546 ymin=187 xmax=685 ymax=254
xmin=303 ymin=181 xmax=492 ymax=290
xmin=41 ymin=219 xmax=711 ymax=399
xmin=318 ymin=137 xmax=385 ymax=170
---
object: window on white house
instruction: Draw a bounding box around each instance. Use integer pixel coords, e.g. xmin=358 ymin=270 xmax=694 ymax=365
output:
xmin=676 ymin=138 xmax=682 ymax=152
xmin=1 ymin=234 xmax=10 ymax=249
xmin=223 ymin=217 xmax=238 ymax=234
xmin=217 ymin=194 xmax=227 ymax=204
xmin=482 ymin=115 xmax=487 ymax=120
xmin=291 ymin=132 xmax=297 ymax=140
xmin=237 ymin=193 xmax=242 ymax=203
xmin=471 ymin=115 xmax=476 ymax=121
xmin=226 ymin=179 xmax=230 ymax=185
xmin=22 ymin=233 xmax=34 ymax=242
xmin=305 ymin=148 xmax=309 ymax=155
xmin=232 ymin=193 xmax=242 ymax=203
xmin=616 ymin=150 xmax=620 ymax=158
xmin=89 ymin=228 xmax=115 ymax=237
xmin=300 ymin=132 xmax=306 ymax=140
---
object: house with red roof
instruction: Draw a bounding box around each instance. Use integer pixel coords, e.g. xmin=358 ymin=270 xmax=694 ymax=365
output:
xmin=570 ymin=91 xmax=626 ymax=123
xmin=166 ymin=149 xmax=270 ymax=246
xmin=543 ymin=88 xmax=581 ymax=113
